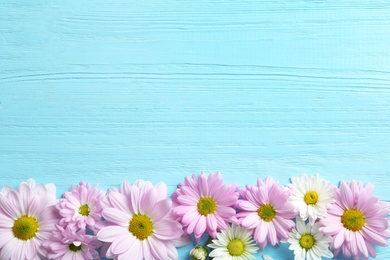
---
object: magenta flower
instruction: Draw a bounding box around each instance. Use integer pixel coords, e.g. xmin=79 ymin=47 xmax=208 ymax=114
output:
xmin=236 ymin=176 xmax=297 ymax=250
xmin=0 ymin=179 xmax=59 ymax=259
xmin=43 ymin=225 xmax=102 ymax=260
xmin=57 ymin=182 xmax=105 ymax=232
xmin=97 ymin=180 xmax=188 ymax=259
xmin=320 ymin=181 xmax=390 ymax=260
xmin=172 ymin=172 xmax=239 ymax=242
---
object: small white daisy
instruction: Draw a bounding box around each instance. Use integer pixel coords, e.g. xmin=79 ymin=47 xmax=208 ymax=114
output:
xmin=208 ymin=224 xmax=259 ymax=260
xmin=287 ymin=217 xmax=333 ymax=260
xmin=288 ymin=173 xmax=336 ymax=224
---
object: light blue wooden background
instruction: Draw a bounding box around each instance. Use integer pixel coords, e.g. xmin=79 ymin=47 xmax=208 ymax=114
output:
xmin=1 ymin=1 xmax=390 ymax=259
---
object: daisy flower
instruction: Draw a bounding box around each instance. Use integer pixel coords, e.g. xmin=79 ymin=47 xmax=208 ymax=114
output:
xmin=57 ymin=181 xmax=105 ymax=232
xmin=43 ymin=225 xmax=102 ymax=260
xmin=320 ymin=180 xmax=390 ymax=259
xmin=288 ymin=173 xmax=336 ymax=224
xmin=208 ymin=224 xmax=259 ymax=260
xmin=236 ymin=176 xmax=297 ymax=250
xmin=287 ymin=217 xmax=333 ymax=260
xmin=0 ymin=179 xmax=59 ymax=260
xmin=172 ymin=172 xmax=239 ymax=242
xmin=97 ymin=180 xmax=188 ymax=260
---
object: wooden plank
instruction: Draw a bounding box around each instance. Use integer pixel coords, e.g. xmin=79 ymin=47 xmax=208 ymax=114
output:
xmin=1 ymin=1 xmax=390 ymax=259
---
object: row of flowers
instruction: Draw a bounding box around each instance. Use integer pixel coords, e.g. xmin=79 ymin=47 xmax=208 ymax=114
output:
xmin=0 ymin=173 xmax=389 ymax=260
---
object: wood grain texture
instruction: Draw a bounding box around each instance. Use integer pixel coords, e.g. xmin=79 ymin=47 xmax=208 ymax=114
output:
xmin=1 ymin=1 xmax=390 ymax=259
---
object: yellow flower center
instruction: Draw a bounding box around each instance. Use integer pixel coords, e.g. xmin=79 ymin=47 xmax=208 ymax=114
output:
xmin=304 ymin=191 xmax=319 ymax=205
xmin=227 ymin=239 xmax=245 ymax=256
xmin=12 ymin=215 xmax=39 ymax=240
xmin=129 ymin=214 xmax=154 ymax=240
xmin=299 ymin=234 xmax=315 ymax=249
xmin=79 ymin=204 xmax=90 ymax=216
xmin=69 ymin=243 xmax=82 ymax=252
xmin=257 ymin=203 xmax=276 ymax=222
xmin=197 ymin=197 xmax=217 ymax=216
xmin=341 ymin=209 xmax=365 ymax=231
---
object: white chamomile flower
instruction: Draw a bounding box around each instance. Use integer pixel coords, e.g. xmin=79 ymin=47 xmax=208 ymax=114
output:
xmin=288 ymin=173 xmax=336 ymax=224
xmin=208 ymin=224 xmax=259 ymax=260
xmin=287 ymin=217 xmax=333 ymax=260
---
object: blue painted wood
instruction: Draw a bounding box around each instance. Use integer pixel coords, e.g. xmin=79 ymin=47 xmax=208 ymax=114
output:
xmin=1 ymin=1 xmax=390 ymax=259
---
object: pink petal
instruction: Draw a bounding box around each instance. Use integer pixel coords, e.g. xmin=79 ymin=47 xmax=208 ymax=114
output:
xmin=102 ymin=208 xmax=130 ymax=226
xmin=206 ymin=214 xmax=218 ymax=234
xmin=241 ymin=214 xmax=260 ymax=229
xmin=237 ymin=200 xmax=257 ymax=211
xmin=181 ymin=209 xmax=199 ymax=226
xmin=333 ymin=228 xmax=345 ymax=249
xmin=148 ymin=237 xmax=168 ymax=260
xmin=154 ymin=220 xmax=182 ymax=240
xmin=130 ymin=185 xmax=140 ymax=214
xmin=140 ymin=188 xmax=158 ymax=215
xmin=267 ymin=222 xmax=278 ymax=245
xmin=0 ymin=237 xmax=17 ymax=260
xmin=97 ymin=226 xmax=128 ymax=242
xmin=150 ymin=199 xmax=171 ymax=222
xmin=166 ymin=242 xmax=179 ymax=260
xmin=0 ymin=229 xmax=14 ymax=248
xmin=339 ymin=181 xmax=353 ymax=209
xmin=186 ymin=215 xmax=200 ymax=235
xmin=142 ymin=240 xmax=153 ymax=259
xmin=198 ymin=173 xmax=209 ymax=197
xmin=254 ymin=221 xmax=267 ymax=244
xmin=362 ymin=226 xmax=388 ymax=246
xmin=216 ymin=206 xmax=235 ymax=220
xmin=117 ymin=239 xmax=142 ymax=260
xmin=154 ymin=182 xmax=167 ymax=200
xmin=108 ymin=192 xmax=131 ymax=214
xmin=177 ymin=195 xmax=197 ymax=206
xmin=356 ymin=232 xmax=369 ymax=258
xmin=111 ymin=234 xmax=135 ymax=255
xmin=195 ymin=215 xmax=207 ymax=237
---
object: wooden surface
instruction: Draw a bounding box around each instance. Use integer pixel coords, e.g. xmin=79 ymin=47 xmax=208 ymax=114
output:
xmin=1 ymin=1 xmax=390 ymax=259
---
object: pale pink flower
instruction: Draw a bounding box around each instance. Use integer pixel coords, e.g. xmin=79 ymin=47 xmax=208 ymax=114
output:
xmin=320 ymin=181 xmax=390 ymax=260
xmin=172 ymin=172 xmax=239 ymax=242
xmin=97 ymin=180 xmax=188 ymax=260
xmin=0 ymin=179 xmax=59 ymax=260
xmin=43 ymin=225 xmax=102 ymax=260
xmin=236 ymin=176 xmax=297 ymax=250
xmin=57 ymin=182 xmax=105 ymax=232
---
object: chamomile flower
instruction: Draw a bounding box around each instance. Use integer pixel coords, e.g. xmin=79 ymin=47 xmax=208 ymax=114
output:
xmin=236 ymin=177 xmax=297 ymax=250
xmin=172 ymin=172 xmax=239 ymax=242
xmin=287 ymin=217 xmax=333 ymax=260
xmin=320 ymin=181 xmax=390 ymax=259
xmin=288 ymin=173 xmax=336 ymax=225
xmin=97 ymin=180 xmax=188 ymax=259
xmin=43 ymin=225 xmax=102 ymax=260
xmin=57 ymin=182 xmax=105 ymax=232
xmin=208 ymin=224 xmax=259 ymax=260
xmin=0 ymin=179 xmax=59 ymax=259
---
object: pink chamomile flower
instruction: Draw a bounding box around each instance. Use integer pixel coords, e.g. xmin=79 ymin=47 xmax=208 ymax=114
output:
xmin=57 ymin=181 xmax=105 ymax=232
xmin=43 ymin=225 xmax=102 ymax=260
xmin=320 ymin=180 xmax=390 ymax=260
xmin=0 ymin=179 xmax=59 ymax=260
xmin=172 ymin=172 xmax=239 ymax=242
xmin=236 ymin=176 xmax=297 ymax=250
xmin=97 ymin=180 xmax=188 ymax=260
